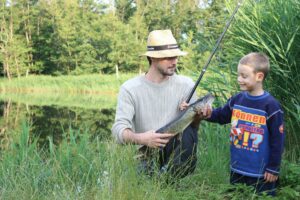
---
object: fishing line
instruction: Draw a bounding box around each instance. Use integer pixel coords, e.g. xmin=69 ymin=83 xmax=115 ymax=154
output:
xmin=186 ymin=0 xmax=243 ymax=103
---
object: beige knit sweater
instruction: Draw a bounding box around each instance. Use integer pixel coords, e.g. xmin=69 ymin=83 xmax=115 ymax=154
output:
xmin=111 ymin=74 xmax=197 ymax=144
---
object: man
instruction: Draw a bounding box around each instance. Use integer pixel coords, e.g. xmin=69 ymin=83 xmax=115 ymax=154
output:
xmin=112 ymin=29 xmax=203 ymax=177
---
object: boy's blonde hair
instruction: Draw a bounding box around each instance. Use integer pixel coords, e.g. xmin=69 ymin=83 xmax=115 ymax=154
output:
xmin=239 ymin=52 xmax=270 ymax=80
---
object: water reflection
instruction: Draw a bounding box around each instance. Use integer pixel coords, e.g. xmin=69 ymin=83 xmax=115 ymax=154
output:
xmin=0 ymin=100 xmax=115 ymax=149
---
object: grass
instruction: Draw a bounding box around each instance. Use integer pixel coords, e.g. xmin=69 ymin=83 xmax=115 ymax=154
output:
xmin=0 ymin=122 xmax=299 ymax=200
xmin=0 ymin=71 xmax=298 ymax=198
xmin=0 ymin=91 xmax=116 ymax=110
xmin=0 ymin=74 xmax=135 ymax=95
xmin=0 ymin=74 xmax=137 ymax=109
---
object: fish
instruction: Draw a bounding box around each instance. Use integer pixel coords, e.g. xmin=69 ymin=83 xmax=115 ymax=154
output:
xmin=138 ymin=92 xmax=215 ymax=154
xmin=155 ymin=92 xmax=215 ymax=134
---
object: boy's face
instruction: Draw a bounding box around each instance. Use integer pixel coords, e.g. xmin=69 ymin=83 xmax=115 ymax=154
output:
xmin=237 ymin=64 xmax=264 ymax=93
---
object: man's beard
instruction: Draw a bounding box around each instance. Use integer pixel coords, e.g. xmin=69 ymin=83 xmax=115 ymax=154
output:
xmin=157 ymin=65 xmax=176 ymax=76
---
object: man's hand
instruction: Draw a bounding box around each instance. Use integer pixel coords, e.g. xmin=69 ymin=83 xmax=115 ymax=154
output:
xmin=123 ymin=129 xmax=174 ymax=148
xmin=264 ymin=172 xmax=278 ymax=182
xmin=179 ymin=101 xmax=189 ymax=111
xmin=137 ymin=130 xmax=175 ymax=148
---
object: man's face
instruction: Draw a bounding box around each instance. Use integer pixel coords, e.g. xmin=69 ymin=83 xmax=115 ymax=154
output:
xmin=152 ymin=57 xmax=178 ymax=76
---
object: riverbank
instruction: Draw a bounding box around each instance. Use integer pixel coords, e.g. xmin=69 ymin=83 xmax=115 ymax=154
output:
xmin=0 ymin=74 xmax=136 ymax=109
xmin=0 ymin=74 xmax=135 ymax=94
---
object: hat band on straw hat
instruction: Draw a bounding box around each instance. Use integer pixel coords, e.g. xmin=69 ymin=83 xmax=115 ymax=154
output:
xmin=142 ymin=30 xmax=187 ymax=58
xmin=147 ymin=44 xmax=179 ymax=51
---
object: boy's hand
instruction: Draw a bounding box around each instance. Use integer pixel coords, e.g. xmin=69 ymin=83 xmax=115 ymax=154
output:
xmin=200 ymin=104 xmax=212 ymax=119
xmin=179 ymin=102 xmax=212 ymax=119
xmin=264 ymin=172 xmax=278 ymax=182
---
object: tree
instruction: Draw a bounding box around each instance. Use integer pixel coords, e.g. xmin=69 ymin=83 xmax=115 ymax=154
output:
xmin=114 ymin=0 xmax=136 ymax=22
xmin=0 ymin=0 xmax=31 ymax=79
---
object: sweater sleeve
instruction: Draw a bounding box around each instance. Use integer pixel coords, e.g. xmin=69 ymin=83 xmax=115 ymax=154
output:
xmin=265 ymin=108 xmax=285 ymax=175
xmin=206 ymin=97 xmax=233 ymax=125
xmin=111 ymin=86 xmax=135 ymax=144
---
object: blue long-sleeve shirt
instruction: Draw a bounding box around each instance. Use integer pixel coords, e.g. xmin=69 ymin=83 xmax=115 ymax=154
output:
xmin=208 ymin=91 xmax=285 ymax=177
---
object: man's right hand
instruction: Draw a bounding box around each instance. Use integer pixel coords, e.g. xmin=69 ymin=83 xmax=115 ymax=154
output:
xmin=123 ymin=129 xmax=174 ymax=148
xmin=137 ymin=130 xmax=175 ymax=148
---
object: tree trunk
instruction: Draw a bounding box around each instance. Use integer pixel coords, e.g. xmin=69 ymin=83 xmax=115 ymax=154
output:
xmin=24 ymin=2 xmax=33 ymax=72
xmin=115 ymin=64 xmax=119 ymax=79
xmin=14 ymin=56 xmax=21 ymax=78
xmin=4 ymin=56 xmax=11 ymax=80
xmin=0 ymin=11 xmax=11 ymax=80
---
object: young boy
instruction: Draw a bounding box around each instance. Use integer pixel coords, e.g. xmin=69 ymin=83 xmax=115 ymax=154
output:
xmin=206 ymin=52 xmax=285 ymax=196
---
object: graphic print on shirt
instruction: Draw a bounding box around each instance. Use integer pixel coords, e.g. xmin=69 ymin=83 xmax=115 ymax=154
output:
xmin=230 ymin=105 xmax=267 ymax=153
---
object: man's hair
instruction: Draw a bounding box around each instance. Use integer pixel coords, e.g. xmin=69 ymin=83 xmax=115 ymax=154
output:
xmin=239 ymin=52 xmax=270 ymax=80
xmin=147 ymin=56 xmax=152 ymax=65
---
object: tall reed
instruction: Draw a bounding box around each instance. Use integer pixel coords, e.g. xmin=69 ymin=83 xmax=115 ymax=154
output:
xmin=224 ymin=0 xmax=300 ymax=158
xmin=0 ymin=122 xmax=299 ymax=199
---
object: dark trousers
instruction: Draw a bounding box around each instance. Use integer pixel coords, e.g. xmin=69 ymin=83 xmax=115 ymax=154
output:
xmin=230 ymin=171 xmax=278 ymax=196
xmin=158 ymin=125 xmax=198 ymax=178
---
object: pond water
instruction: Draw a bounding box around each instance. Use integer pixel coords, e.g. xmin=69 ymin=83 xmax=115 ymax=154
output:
xmin=0 ymin=94 xmax=116 ymax=149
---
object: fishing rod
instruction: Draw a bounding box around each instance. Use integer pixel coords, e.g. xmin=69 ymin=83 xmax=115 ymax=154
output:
xmin=139 ymin=0 xmax=243 ymax=154
xmin=186 ymin=0 xmax=243 ymax=103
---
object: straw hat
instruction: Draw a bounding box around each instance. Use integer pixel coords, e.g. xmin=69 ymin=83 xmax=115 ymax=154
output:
xmin=143 ymin=30 xmax=187 ymax=58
